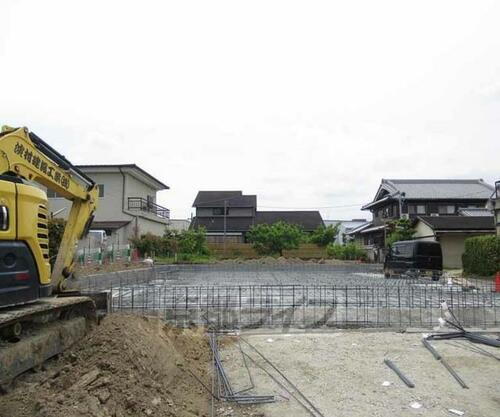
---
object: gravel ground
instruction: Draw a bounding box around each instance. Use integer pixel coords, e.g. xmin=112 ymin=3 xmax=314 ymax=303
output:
xmin=155 ymin=264 xmax=427 ymax=287
xmin=221 ymin=331 xmax=500 ymax=417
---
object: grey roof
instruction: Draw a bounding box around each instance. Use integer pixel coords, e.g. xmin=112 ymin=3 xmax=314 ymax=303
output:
xmin=77 ymin=164 xmax=169 ymax=190
xmin=346 ymin=222 xmax=373 ymax=235
xmin=324 ymin=219 xmax=368 ymax=229
xmin=378 ymin=179 xmax=494 ymax=200
xmin=363 ymin=179 xmax=494 ymax=210
xmin=458 ymin=208 xmax=493 ymax=217
xmin=418 ymin=216 xmax=495 ymax=231
xmin=192 ymin=191 xmax=257 ymax=208
xmin=256 ymin=211 xmax=324 ymax=231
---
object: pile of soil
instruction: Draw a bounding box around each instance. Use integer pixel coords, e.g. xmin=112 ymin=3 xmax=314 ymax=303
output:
xmin=0 ymin=315 xmax=211 ymax=417
xmin=217 ymin=257 xmax=350 ymax=265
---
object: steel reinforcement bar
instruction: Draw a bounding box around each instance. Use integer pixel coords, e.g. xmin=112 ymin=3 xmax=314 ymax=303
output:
xmin=106 ymin=284 xmax=500 ymax=329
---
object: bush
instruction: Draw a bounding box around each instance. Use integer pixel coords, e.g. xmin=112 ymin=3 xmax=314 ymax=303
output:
xmin=462 ymin=235 xmax=500 ymax=277
xmin=310 ymin=224 xmax=339 ymax=247
xmin=247 ymin=221 xmax=305 ymax=256
xmin=130 ymin=227 xmax=210 ymax=258
xmin=178 ymin=228 xmax=210 ymax=256
xmin=129 ymin=233 xmax=166 ymax=257
xmin=48 ymin=218 xmax=66 ymax=266
xmin=326 ymin=243 xmax=367 ymax=261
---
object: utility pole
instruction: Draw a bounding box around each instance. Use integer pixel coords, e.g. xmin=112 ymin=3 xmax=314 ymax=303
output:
xmin=223 ymin=199 xmax=227 ymax=255
xmin=398 ymin=192 xmax=405 ymax=219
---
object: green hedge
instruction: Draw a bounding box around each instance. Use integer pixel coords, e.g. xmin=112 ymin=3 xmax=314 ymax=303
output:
xmin=326 ymin=243 xmax=367 ymax=261
xmin=462 ymin=235 xmax=500 ymax=277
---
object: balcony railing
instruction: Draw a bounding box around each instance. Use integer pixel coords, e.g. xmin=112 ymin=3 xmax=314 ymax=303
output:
xmin=127 ymin=197 xmax=170 ymax=220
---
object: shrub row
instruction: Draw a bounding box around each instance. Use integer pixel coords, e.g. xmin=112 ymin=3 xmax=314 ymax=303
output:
xmin=130 ymin=228 xmax=210 ymax=258
xmin=326 ymin=243 xmax=367 ymax=261
xmin=462 ymin=235 xmax=500 ymax=277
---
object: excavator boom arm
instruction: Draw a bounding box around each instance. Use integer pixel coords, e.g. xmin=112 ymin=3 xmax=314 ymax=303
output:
xmin=0 ymin=126 xmax=99 ymax=292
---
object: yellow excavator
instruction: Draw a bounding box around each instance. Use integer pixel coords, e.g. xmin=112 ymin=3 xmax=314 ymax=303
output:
xmin=0 ymin=126 xmax=100 ymax=385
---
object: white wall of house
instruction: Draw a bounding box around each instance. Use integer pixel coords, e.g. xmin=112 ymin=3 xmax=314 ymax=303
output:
xmin=48 ymin=167 xmax=169 ymax=245
xmin=438 ymin=234 xmax=467 ymax=269
xmin=168 ymin=219 xmax=191 ymax=231
xmin=125 ymin=173 xmax=157 ymax=202
xmin=413 ymin=221 xmax=436 ymax=241
xmin=48 ymin=172 xmax=128 ymax=221
xmin=414 ymin=221 xmax=492 ymax=269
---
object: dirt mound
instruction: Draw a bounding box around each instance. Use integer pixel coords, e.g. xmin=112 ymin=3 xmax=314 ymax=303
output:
xmin=0 ymin=315 xmax=210 ymax=417
xmin=217 ymin=257 xmax=348 ymax=265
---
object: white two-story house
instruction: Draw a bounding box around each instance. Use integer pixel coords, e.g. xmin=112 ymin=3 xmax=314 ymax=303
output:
xmin=48 ymin=164 xmax=170 ymax=245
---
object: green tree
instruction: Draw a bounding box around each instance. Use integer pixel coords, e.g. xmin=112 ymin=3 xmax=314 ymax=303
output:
xmin=247 ymin=221 xmax=305 ymax=256
xmin=48 ymin=218 xmax=66 ymax=266
xmin=310 ymin=224 xmax=340 ymax=247
xmin=178 ymin=227 xmax=209 ymax=255
xmin=385 ymin=218 xmax=415 ymax=247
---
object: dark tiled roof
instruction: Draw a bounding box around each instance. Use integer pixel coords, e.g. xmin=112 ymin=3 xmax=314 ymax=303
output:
xmin=418 ymin=216 xmax=494 ymax=231
xmin=382 ymin=179 xmax=493 ymax=200
xmin=192 ymin=191 xmax=257 ymax=208
xmin=191 ymin=216 xmax=255 ymax=232
xmin=256 ymin=211 xmax=324 ymax=231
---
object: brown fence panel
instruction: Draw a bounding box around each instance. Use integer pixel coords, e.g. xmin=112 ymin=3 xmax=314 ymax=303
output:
xmin=284 ymin=244 xmax=328 ymax=259
xmin=208 ymin=243 xmax=328 ymax=259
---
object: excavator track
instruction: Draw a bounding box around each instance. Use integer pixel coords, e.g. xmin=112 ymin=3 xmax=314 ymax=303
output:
xmin=0 ymin=297 xmax=97 ymax=387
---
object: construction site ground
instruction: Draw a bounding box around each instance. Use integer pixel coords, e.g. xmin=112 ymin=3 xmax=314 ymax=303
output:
xmin=2 ymin=315 xmax=499 ymax=416
xmin=0 ymin=315 xmax=215 ymax=417
xmin=222 ymin=330 xmax=500 ymax=417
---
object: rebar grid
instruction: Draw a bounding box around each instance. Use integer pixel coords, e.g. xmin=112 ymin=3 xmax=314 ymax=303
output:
xmin=79 ymin=265 xmax=500 ymax=329
xmin=104 ymin=282 xmax=499 ymax=329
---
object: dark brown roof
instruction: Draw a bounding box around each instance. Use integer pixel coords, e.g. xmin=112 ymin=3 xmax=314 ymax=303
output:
xmin=76 ymin=164 xmax=169 ymax=190
xmin=192 ymin=191 xmax=257 ymax=208
xmin=256 ymin=211 xmax=324 ymax=232
xmin=418 ymin=216 xmax=494 ymax=231
xmin=90 ymin=220 xmax=130 ymax=230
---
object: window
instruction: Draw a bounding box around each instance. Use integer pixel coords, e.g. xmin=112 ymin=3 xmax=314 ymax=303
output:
xmin=98 ymin=184 xmax=104 ymax=198
xmin=416 ymin=205 xmax=426 ymax=214
xmin=408 ymin=204 xmax=426 ymax=215
xmin=393 ymin=243 xmax=413 ymax=257
xmin=213 ymin=207 xmax=229 ymax=215
xmin=438 ymin=205 xmax=454 ymax=215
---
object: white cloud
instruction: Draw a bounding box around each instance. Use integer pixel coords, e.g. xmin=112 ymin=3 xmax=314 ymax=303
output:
xmin=0 ymin=0 xmax=499 ymax=220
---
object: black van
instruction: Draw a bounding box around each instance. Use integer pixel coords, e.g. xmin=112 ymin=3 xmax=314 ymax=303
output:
xmin=384 ymin=240 xmax=443 ymax=280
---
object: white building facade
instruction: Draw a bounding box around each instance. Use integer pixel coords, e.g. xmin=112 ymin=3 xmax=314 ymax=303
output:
xmin=48 ymin=164 xmax=170 ymax=245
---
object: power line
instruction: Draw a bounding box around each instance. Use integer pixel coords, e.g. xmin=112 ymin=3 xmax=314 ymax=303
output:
xmin=259 ymin=203 xmax=364 ymax=209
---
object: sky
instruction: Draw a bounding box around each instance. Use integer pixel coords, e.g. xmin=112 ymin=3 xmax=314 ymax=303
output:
xmin=1 ymin=0 xmax=499 ymax=221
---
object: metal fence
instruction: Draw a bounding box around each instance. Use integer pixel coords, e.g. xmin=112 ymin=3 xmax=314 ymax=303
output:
xmin=106 ymin=282 xmax=500 ymax=330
